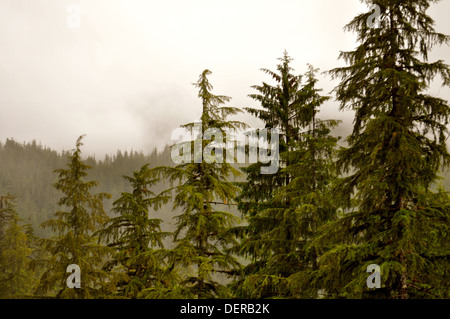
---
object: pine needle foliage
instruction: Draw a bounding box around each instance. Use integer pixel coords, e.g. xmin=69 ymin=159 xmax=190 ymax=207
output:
xmin=233 ymin=55 xmax=339 ymax=298
xmin=315 ymin=0 xmax=450 ymax=299
xmin=149 ymin=70 xmax=246 ymax=299
xmin=98 ymin=164 xmax=172 ymax=298
xmin=0 ymin=195 xmax=37 ymax=298
xmin=35 ymin=135 xmax=112 ymax=299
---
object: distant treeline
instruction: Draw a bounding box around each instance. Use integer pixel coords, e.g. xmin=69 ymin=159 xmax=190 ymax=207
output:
xmin=0 ymin=138 xmax=174 ymax=237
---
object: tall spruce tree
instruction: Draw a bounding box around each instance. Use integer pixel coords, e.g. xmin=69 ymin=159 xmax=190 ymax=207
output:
xmin=314 ymin=0 xmax=450 ymax=298
xmin=233 ymin=52 xmax=304 ymax=247
xmin=232 ymin=57 xmax=338 ymax=298
xmin=35 ymin=136 xmax=112 ymax=298
xmin=147 ymin=70 xmax=246 ymax=298
xmin=98 ymin=164 xmax=172 ymax=298
xmin=232 ymin=53 xmax=305 ymax=298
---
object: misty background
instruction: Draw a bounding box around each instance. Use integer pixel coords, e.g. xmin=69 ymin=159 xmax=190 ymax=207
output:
xmin=1 ymin=0 xmax=449 ymax=157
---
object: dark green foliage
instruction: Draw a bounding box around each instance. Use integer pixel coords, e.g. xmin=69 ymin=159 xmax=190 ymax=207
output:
xmin=282 ymin=66 xmax=341 ymax=298
xmin=232 ymin=52 xmax=303 ymax=297
xmin=315 ymin=0 xmax=450 ymax=299
xmin=148 ymin=70 xmax=246 ymax=299
xmin=233 ymin=56 xmax=340 ymax=298
xmin=0 ymin=195 xmax=37 ymax=298
xmin=98 ymin=164 xmax=172 ymax=298
xmin=35 ymin=136 xmax=112 ymax=298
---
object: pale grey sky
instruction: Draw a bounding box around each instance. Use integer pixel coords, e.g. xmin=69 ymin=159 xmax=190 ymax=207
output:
xmin=1 ymin=0 xmax=449 ymax=157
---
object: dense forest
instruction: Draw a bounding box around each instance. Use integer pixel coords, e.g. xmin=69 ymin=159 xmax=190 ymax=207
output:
xmin=0 ymin=139 xmax=175 ymax=237
xmin=1 ymin=1 xmax=449 ymax=299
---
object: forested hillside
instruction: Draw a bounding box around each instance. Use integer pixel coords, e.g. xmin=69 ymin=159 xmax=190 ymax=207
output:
xmin=0 ymin=139 xmax=174 ymax=237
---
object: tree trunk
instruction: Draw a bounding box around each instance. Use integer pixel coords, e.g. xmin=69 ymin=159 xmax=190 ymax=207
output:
xmin=400 ymin=251 xmax=408 ymax=299
xmin=398 ymin=196 xmax=408 ymax=299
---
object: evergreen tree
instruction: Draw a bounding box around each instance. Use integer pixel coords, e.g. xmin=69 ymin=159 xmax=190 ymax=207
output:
xmin=35 ymin=136 xmax=112 ymax=298
xmin=233 ymin=60 xmax=339 ymax=298
xmin=0 ymin=195 xmax=37 ymax=298
xmin=148 ymin=70 xmax=246 ymax=298
xmin=281 ymin=66 xmax=340 ymax=298
xmin=232 ymin=53 xmax=305 ymax=298
xmin=98 ymin=164 xmax=172 ymax=298
xmin=315 ymin=0 xmax=450 ymax=298
xmin=232 ymin=52 xmax=304 ymax=268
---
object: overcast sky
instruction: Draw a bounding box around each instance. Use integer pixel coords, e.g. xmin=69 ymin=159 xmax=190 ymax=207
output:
xmin=1 ymin=0 xmax=449 ymax=157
